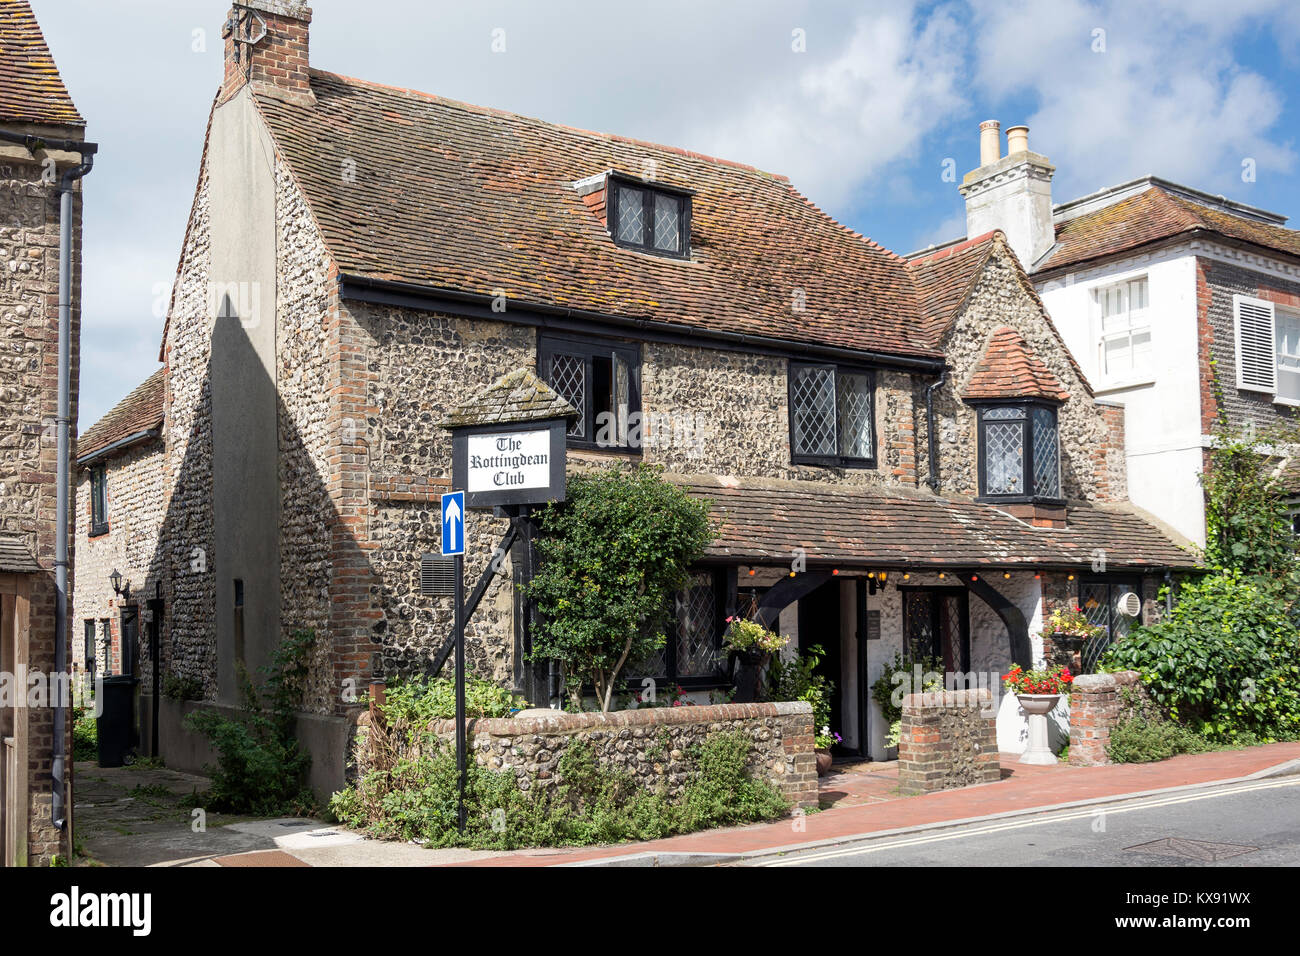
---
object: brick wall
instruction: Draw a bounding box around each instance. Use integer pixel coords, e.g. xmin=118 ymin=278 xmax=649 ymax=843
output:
xmin=71 ymin=438 xmax=166 ymax=680
xmin=898 ymin=688 xmax=999 ymax=794
xmin=220 ymin=2 xmax=314 ymax=107
xmin=1068 ymin=669 xmax=1146 ymax=766
xmin=0 ymin=153 xmax=83 ymax=865
xmin=353 ymin=700 xmax=818 ymax=810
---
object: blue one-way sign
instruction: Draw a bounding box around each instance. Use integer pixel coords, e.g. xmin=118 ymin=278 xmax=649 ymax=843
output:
xmin=441 ymin=491 xmax=465 ymax=556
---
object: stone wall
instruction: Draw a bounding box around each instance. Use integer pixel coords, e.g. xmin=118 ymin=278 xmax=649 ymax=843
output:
xmin=1068 ymin=669 xmax=1146 ymax=766
xmin=0 ymin=153 xmax=83 ymax=865
xmin=898 ymin=688 xmax=1000 ymax=794
xmin=354 ymin=701 xmax=818 ymax=810
xmin=934 ymin=244 xmax=1127 ymax=503
xmin=160 ymin=163 xmax=216 ymax=698
xmin=71 ymin=438 xmax=167 ymax=680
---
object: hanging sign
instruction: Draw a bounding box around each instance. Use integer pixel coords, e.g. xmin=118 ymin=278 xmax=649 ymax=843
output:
xmin=451 ymin=419 xmax=568 ymax=509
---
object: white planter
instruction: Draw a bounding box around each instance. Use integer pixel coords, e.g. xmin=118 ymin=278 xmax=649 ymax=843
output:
xmin=1017 ymin=694 xmax=1061 ymax=765
xmin=996 ymin=689 xmax=1070 ymax=755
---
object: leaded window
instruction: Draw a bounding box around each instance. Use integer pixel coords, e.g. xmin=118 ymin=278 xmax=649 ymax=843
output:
xmin=90 ymin=465 xmax=108 ymax=536
xmin=608 ymin=178 xmax=691 ymax=258
xmin=975 ymin=401 xmax=1062 ymax=502
xmin=626 ymin=571 xmax=726 ymax=687
xmin=790 ymin=363 xmax=876 ymax=467
xmin=538 ymin=334 xmax=640 ymax=450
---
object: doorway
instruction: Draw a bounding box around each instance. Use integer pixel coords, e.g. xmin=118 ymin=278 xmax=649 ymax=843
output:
xmin=1 ymin=574 xmax=31 ymax=867
xmin=797 ymin=579 xmax=843 ymax=751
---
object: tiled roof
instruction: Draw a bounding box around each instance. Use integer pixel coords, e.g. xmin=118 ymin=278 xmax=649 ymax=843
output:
xmin=1042 ymin=185 xmax=1300 ymax=273
xmin=678 ymin=477 xmax=1196 ymax=570
xmin=252 ymin=70 xmax=944 ymax=360
xmin=441 ymin=367 xmax=578 ymax=428
xmin=962 ymin=327 xmax=1070 ymax=402
xmin=0 ymin=0 xmax=83 ymax=127
xmin=908 ymin=231 xmax=999 ymax=344
xmin=78 ymin=368 xmax=165 ymax=462
xmin=0 ymin=534 xmax=40 ymax=573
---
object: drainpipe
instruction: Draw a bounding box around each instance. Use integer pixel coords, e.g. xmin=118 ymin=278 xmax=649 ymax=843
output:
xmin=18 ymin=131 xmax=100 ymax=833
xmin=925 ymin=367 xmax=948 ymax=492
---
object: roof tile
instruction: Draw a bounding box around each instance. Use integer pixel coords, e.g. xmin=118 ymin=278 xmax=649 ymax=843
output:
xmin=0 ymin=0 xmax=83 ymax=127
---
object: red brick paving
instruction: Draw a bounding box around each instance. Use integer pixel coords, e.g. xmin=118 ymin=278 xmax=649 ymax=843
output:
xmin=444 ymin=742 xmax=1300 ymax=866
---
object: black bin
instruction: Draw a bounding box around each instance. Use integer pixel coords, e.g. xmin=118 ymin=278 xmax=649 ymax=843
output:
xmin=96 ymin=675 xmax=137 ymax=768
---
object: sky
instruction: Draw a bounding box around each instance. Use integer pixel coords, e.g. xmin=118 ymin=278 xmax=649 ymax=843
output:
xmin=28 ymin=0 xmax=1300 ymax=430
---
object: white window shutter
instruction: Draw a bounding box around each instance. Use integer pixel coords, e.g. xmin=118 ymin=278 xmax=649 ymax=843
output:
xmin=1234 ymin=295 xmax=1277 ymax=394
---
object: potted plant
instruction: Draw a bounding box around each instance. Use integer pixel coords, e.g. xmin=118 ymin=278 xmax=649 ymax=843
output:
xmin=723 ymin=616 xmax=790 ymax=702
xmin=1003 ymin=663 xmax=1073 ymax=765
xmin=814 ymin=726 xmax=842 ymax=775
xmin=1040 ymin=605 xmax=1105 ymax=673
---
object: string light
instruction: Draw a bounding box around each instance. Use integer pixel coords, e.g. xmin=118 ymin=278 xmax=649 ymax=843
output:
xmin=970 ymin=574 xmax=979 ymax=582
xmin=1003 ymin=572 xmax=1011 ymax=579
xmin=938 ymin=572 xmax=946 ymax=579
xmin=832 ymin=569 xmax=839 ymax=576
xmin=879 ymin=571 xmax=887 ymax=581
xmin=902 ymin=573 xmax=911 ymax=581
xmin=1067 ymin=573 xmax=1075 ymax=581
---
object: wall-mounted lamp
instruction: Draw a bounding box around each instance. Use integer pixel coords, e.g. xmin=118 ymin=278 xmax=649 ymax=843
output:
xmin=109 ymin=568 xmax=131 ymax=601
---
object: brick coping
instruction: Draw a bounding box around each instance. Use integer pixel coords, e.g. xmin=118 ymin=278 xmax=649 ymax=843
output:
xmin=420 ymin=700 xmax=812 ymax=736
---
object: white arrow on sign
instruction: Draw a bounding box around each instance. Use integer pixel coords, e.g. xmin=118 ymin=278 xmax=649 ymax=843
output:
xmin=445 ymin=495 xmax=462 ymax=538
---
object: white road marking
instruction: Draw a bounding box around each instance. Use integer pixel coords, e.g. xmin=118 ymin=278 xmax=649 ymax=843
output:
xmin=757 ymin=776 xmax=1300 ymax=866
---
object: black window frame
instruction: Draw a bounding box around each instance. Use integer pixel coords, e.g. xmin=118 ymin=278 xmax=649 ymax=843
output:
xmin=624 ymin=569 xmax=729 ymax=691
xmin=788 ymin=362 xmax=878 ymax=469
xmin=1077 ymin=575 xmax=1142 ymax=673
xmin=973 ymin=398 xmax=1064 ymax=504
xmin=89 ymin=464 xmax=108 ymax=536
xmin=606 ymin=174 xmax=692 ymax=260
xmin=538 ymin=332 xmax=643 ymax=453
xmin=83 ymin=619 xmax=97 ymax=674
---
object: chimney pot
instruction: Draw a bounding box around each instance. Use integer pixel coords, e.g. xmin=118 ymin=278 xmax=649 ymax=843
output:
xmin=979 ymin=120 xmax=1001 ymax=166
xmin=1006 ymin=125 xmax=1030 ymax=155
xmin=222 ymin=2 xmax=315 ymax=107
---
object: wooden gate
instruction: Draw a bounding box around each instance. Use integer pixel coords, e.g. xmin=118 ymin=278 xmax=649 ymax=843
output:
xmin=0 ymin=574 xmax=31 ymax=867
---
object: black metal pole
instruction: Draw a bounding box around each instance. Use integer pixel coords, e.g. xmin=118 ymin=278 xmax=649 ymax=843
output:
xmin=454 ymin=551 xmax=466 ymax=833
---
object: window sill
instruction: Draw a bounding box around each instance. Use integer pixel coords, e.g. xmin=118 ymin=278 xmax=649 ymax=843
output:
xmin=1094 ymin=377 xmax=1156 ymax=395
xmin=1272 ymin=397 xmax=1300 ymax=409
xmin=88 ymin=524 xmax=110 ymax=539
xmin=567 ymin=445 xmax=643 ymax=462
xmin=791 ymin=457 xmax=878 ymax=470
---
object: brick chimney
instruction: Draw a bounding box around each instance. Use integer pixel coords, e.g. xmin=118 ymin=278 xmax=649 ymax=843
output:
xmin=221 ymin=2 xmax=315 ymax=107
xmin=960 ymin=121 xmax=1055 ymax=270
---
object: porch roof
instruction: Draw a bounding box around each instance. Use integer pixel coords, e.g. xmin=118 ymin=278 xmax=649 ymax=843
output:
xmin=0 ymin=535 xmax=41 ymax=573
xmin=677 ymin=477 xmax=1198 ymax=571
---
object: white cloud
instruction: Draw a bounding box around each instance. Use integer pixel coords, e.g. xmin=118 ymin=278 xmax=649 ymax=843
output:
xmin=967 ymin=0 xmax=1298 ymax=198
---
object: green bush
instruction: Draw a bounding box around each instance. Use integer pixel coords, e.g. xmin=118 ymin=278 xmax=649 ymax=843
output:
xmin=768 ymin=644 xmax=834 ymax=738
xmin=72 ymin=706 xmax=96 ymax=762
xmin=330 ymin=729 xmax=788 ymax=849
xmin=1107 ymin=716 xmax=1210 ymax=763
xmin=184 ymin=628 xmax=317 ymax=815
xmin=378 ymin=676 xmax=526 ymax=731
xmin=1102 ymin=571 xmax=1300 ymax=743
xmin=523 ymin=466 xmax=714 ymax=712
xmin=162 ymin=673 xmax=204 ymax=701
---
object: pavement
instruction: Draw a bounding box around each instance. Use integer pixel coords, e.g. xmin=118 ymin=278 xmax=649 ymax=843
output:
xmin=72 ymin=742 xmax=1300 ymax=867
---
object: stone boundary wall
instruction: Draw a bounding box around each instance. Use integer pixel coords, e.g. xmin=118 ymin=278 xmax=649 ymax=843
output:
xmin=1068 ymin=670 xmax=1145 ymax=766
xmin=899 ymin=689 xmax=1000 ymax=794
xmin=356 ymin=701 xmax=817 ymax=810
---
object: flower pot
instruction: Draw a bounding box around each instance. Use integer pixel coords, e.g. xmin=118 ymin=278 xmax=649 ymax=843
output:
xmin=815 ymin=748 xmax=833 ymax=776
xmin=1016 ymin=693 xmax=1061 ymax=765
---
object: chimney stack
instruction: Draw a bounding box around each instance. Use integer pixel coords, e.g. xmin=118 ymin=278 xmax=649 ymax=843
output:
xmin=221 ymin=2 xmax=315 ymax=107
xmin=979 ymin=120 xmax=1001 ymax=166
xmin=960 ymin=121 xmax=1056 ymax=270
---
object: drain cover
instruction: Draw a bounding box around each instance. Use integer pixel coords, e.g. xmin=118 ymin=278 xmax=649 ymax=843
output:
xmin=1123 ymin=838 xmax=1258 ymax=862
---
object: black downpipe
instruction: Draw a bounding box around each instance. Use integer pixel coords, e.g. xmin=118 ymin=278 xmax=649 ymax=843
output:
xmin=925 ymin=367 xmax=948 ymax=492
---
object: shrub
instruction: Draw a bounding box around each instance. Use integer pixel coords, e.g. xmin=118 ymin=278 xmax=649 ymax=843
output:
xmin=72 ymin=706 xmax=96 ymax=762
xmin=378 ymin=675 xmax=526 ymax=730
xmin=870 ymin=653 xmax=944 ymax=726
xmin=1107 ymin=716 xmax=1209 ymax=764
xmin=184 ymin=628 xmax=317 ymax=815
xmin=1102 ymin=571 xmax=1300 ymax=743
xmin=162 ymin=673 xmax=204 ymax=701
xmin=523 ymin=466 xmax=714 ymax=711
xmin=330 ymin=728 xmax=788 ymax=849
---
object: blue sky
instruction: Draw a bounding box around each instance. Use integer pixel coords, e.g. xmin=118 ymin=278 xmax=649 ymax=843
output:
xmin=28 ymin=0 xmax=1300 ymax=429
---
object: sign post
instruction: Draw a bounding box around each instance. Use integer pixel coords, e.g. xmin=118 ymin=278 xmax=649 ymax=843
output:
xmin=438 ymin=367 xmax=576 ymax=838
xmin=441 ymin=492 xmax=466 ymax=831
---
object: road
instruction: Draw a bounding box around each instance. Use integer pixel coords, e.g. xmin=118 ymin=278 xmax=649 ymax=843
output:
xmin=749 ymin=776 xmax=1300 ymax=867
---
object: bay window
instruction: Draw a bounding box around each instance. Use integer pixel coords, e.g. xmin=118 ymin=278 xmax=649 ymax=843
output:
xmin=975 ymin=401 xmax=1062 ymax=502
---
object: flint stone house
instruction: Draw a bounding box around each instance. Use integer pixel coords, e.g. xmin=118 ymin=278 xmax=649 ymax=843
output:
xmin=0 ymin=0 xmax=87 ymax=866
xmin=71 ymin=369 xmax=165 ymax=702
xmin=137 ymin=1 xmax=1194 ymax=788
xmin=934 ymin=120 xmax=1300 ymax=548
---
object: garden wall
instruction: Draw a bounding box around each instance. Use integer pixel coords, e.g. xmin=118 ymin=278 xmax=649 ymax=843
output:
xmin=898 ymin=689 xmax=1000 ymax=794
xmin=1068 ymin=670 xmax=1146 ymax=766
xmin=353 ymin=701 xmax=818 ymax=809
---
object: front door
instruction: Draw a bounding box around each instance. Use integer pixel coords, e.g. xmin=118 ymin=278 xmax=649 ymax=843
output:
xmin=903 ymin=588 xmax=970 ymax=674
xmin=797 ymin=579 xmax=842 ymax=749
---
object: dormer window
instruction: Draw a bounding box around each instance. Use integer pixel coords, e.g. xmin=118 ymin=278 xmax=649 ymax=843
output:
xmin=975 ymin=401 xmax=1061 ymax=502
xmin=607 ymin=177 xmax=691 ymax=259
